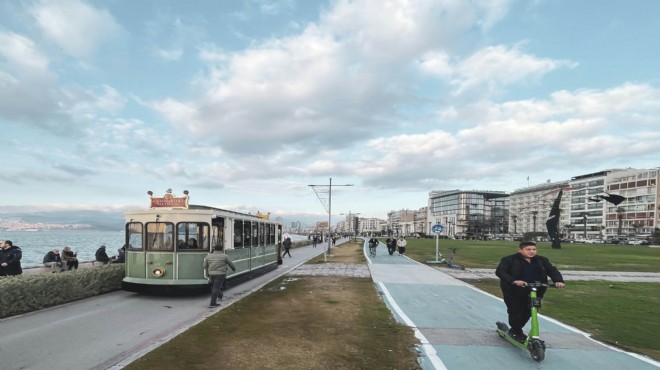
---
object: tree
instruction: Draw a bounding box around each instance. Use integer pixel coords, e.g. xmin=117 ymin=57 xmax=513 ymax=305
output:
xmin=511 ymin=215 xmax=518 ymax=235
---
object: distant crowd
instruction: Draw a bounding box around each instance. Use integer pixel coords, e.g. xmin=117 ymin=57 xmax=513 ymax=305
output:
xmin=0 ymin=240 xmax=125 ymax=276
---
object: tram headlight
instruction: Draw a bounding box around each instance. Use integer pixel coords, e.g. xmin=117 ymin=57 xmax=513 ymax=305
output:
xmin=152 ymin=267 xmax=166 ymax=278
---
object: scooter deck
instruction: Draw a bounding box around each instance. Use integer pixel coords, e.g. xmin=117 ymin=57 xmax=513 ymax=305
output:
xmin=495 ymin=322 xmax=528 ymax=349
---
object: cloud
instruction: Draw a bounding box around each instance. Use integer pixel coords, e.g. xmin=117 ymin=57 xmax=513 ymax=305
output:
xmin=151 ymin=0 xmax=514 ymax=158
xmin=29 ymin=0 xmax=121 ymax=58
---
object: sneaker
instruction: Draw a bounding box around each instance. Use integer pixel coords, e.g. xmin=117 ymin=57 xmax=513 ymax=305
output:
xmin=508 ymin=329 xmax=526 ymax=342
xmin=209 ymin=303 xmax=220 ymax=307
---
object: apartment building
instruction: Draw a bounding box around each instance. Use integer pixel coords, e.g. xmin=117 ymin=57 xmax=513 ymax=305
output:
xmin=508 ymin=180 xmax=570 ymax=237
xmin=602 ymin=168 xmax=658 ymax=239
xmin=508 ymin=168 xmax=658 ymax=241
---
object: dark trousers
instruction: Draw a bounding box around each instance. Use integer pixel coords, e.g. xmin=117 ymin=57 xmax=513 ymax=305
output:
xmin=503 ymin=289 xmax=531 ymax=333
xmin=67 ymin=260 xmax=79 ymax=270
xmin=283 ymin=248 xmax=291 ymax=257
xmin=387 ymin=245 xmax=395 ymax=255
xmin=210 ymin=274 xmax=227 ymax=305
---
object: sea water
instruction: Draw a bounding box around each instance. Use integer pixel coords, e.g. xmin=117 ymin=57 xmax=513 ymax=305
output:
xmin=1 ymin=230 xmax=124 ymax=268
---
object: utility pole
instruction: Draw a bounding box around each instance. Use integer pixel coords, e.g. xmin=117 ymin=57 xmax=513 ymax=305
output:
xmin=309 ymin=178 xmax=354 ymax=260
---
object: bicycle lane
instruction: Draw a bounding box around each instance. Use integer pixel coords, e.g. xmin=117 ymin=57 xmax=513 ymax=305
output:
xmin=363 ymin=242 xmax=660 ymax=370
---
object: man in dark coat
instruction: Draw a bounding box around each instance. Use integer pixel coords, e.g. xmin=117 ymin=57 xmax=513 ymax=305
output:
xmin=0 ymin=240 xmax=23 ymax=276
xmin=43 ymin=249 xmax=65 ymax=272
xmin=495 ymin=241 xmax=565 ymax=342
xmin=95 ymin=245 xmax=111 ymax=264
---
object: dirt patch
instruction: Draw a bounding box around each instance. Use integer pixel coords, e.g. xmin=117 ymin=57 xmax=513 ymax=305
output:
xmin=125 ymin=241 xmax=420 ymax=370
xmin=307 ymin=240 xmax=366 ymax=265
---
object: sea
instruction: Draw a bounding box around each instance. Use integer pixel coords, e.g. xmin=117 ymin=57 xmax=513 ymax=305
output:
xmin=3 ymin=230 xmax=310 ymax=269
xmin=1 ymin=230 xmax=124 ymax=269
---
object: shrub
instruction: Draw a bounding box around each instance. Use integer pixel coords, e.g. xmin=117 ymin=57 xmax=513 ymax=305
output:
xmin=0 ymin=264 xmax=124 ymax=319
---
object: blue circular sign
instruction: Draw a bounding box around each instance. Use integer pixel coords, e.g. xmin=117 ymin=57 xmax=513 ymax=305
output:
xmin=432 ymin=224 xmax=444 ymax=233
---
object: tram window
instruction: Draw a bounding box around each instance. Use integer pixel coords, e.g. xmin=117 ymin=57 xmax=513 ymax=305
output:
xmin=252 ymin=222 xmax=258 ymax=247
xmin=244 ymin=221 xmax=252 ymax=247
xmin=233 ymin=220 xmax=243 ymax=248
xmin=268 ymin=224 xmax=274 ymax=244
xmin=177 ymin=222 xmax=209 ymax=250
xmin=146 ymin=222 xmax=174 ymax=251
xmin=259 ymin=223 xmax=265 ymax=246
xmin=127 ymin=222 xmax=143 ymax=250
xmin=212 ymin=219 xmax=224 ymax=251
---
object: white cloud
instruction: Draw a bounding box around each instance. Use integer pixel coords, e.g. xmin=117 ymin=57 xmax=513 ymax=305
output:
xmin=452 ymin=45 xmax=576 ymax=95
xmin=30 ymin=0 xmax=121 ymax=58
xmin=0 ymin=32 xmax=50 ymax=73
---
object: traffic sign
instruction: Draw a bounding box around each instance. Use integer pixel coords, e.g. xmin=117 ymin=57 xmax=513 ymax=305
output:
xmin=432 ymin=224 xmax=444 ymax=233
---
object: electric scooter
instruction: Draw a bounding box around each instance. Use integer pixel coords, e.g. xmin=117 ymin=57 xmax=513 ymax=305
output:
xmin=437 ymin=248 xmax=465 ymax=270
xmin=496 ymin=282 xmax=555 ymax=362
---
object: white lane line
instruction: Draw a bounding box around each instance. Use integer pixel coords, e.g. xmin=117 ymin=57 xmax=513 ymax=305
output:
xmin=377 ymin=282 xmax=448 ymax=370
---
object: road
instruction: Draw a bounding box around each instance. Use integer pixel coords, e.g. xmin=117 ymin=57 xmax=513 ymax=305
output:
xmin=0 ymin=242 xmax=333 ymax=370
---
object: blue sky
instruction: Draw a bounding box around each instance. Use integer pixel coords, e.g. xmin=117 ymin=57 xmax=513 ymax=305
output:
xmin=1 ymin=0 xmax=659 ymax=224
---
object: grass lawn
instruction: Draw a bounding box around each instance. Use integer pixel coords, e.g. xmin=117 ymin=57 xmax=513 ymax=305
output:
xmin=382 ymin=238 xmax=660 ymax=272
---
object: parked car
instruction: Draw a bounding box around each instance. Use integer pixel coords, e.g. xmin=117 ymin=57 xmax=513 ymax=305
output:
xmin=627 ymin=239 xmax=650 ymax=245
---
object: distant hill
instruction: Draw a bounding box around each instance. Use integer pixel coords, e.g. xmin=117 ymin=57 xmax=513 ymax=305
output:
xmin=0 ymin=211 xmax=124 ymax=231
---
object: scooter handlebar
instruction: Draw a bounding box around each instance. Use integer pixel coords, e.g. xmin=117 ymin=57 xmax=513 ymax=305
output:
xmin=521 ymin=282 xmax=558 ymax=288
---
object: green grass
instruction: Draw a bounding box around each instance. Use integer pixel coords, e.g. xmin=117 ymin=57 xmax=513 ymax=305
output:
xmin=469 ymin=279 xmax=660 ymax=361
xmin=384 ymin=238 xmax=660 ymax=271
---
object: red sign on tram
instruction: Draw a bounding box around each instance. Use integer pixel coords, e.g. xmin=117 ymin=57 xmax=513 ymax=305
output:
xmin=149 ymin=192 xmax=189 ymax=209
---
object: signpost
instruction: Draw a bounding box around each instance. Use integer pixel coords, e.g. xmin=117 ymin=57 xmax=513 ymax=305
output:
xmin=427 ymin=224 xmax=445 ymax=264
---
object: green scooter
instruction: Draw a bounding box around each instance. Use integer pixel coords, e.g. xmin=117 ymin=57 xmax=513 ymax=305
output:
xmin=496 ymin=282 xmax=556 ymax=362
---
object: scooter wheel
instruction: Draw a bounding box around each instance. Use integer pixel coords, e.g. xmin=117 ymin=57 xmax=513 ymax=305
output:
xmin=529 ymin=340 xmax=546 ymax=362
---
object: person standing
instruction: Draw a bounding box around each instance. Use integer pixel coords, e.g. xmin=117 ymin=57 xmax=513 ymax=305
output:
xmin=282 ymin=237 xmax=292 ymax=257
xmin=62 ymin=246 xmax=79 ymax=270
xmin=0 ymin=240 xmax=22 ymax=276
xmin=396 ymin=236 xmax=407 ymax=256
xmin=43 ymin=249 xmax=65 ymax=272
xmin=204 ymin=246 xmax=236 ymax=307
xmin=495 ymin=241 xmax=565 ymax=342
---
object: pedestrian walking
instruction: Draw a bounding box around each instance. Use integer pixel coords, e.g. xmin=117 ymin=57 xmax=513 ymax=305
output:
xmin=0 ymin=240 xmax=22 ymax=276
xmin=282 ymin=237 xmax=293 ymax=257
xmin=495 ymin=241 xmax=565 ymax=342
xmin=396 ymin=236 xmax=407 ymax=255
xmin=386 ymin=238 xmax=396 ymax=255
xmin=204 ymin=245 xmax=236 ymax=307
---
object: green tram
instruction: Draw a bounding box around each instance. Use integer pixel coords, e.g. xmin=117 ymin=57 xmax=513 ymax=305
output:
xmin=122 ymin=190 xmax=283 ymax=293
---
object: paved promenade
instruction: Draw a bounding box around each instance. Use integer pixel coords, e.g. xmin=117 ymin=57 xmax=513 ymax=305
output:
xmin=288 ymin=242 xmax=659 ymax=370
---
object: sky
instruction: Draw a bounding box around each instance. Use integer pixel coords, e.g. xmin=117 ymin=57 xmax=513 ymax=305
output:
xmin=1 ymin=0 xmax=660 ymax=224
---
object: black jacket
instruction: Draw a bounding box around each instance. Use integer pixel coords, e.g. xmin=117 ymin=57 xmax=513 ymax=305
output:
xmin=43 ymin=251 xmax=62 ymax=264
xmin=496 ymin=253 xmax=563 ymax=294
xmin=96 ymin=248 xmax=110 ymax=263
xmin=0 ymin=245 xmax=23 ymax=275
